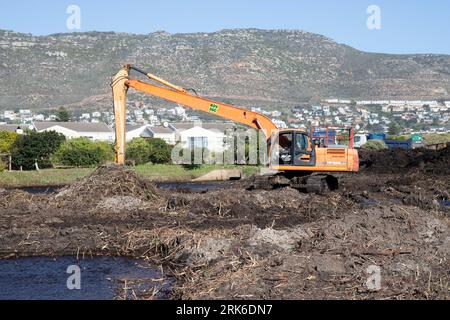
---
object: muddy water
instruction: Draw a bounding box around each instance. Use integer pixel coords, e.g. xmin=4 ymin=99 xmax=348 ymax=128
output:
xmin=0 ymin=257 xmax=172 ymax=300
xmin=14 ymin=186 xmax=61 ymax=194
xmin=12 ymin=181 xmax=233 ymax=195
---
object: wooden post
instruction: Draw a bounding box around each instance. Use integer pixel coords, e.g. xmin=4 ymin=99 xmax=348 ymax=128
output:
xmin=8 ymin=155 xmax=11 ymax=172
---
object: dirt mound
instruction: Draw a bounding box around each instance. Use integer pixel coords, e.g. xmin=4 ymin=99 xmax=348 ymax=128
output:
xmin=359 ymin=147 xmax=450 ymax=174
xmin=165 ymin=188 xmax=355 ymax=229
xmin=54 ymin=165 xmax=161 ymax=207
xmin=178 ymin=205 xmax=449 ymax=300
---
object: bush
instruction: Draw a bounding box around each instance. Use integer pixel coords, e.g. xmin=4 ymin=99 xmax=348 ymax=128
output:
xmin=11 ymin=131 xmax=66 ymax=170
xmin=0 ymin=131 xmax=18 ymax=154
xmin=126 ymin=138 xmax=152 ymax=165
xmin=0 ymin=158 xmax=4 ymax=172
xmin=387 ymin=135 xmax=408 ymax=141
xmin=52 ymin=138 xmax=114 ymax=167
xmin=147 ymin=138 xmax=172 ymax=164
xmin=423 ymin=133 xmax=450 ymax=144
xmin=388 ymin=122 xmax=402 ymax=136
xmin=361 ymin=140 xmax=388 ymax=150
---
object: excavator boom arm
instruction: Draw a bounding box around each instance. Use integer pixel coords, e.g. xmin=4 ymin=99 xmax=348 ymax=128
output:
xmin=112 ymin=65 xmax=278 ymax=164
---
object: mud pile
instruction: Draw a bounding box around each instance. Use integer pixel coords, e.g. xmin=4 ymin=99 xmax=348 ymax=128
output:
xmin=177 ymin=204 xmax=449 ymax=300
xmin=359 ymin=147 xmax=450 ymax=175
xmin=54 ymin=165 xmax=161 ymax=210
xmin=166 ymin=188 xmax=356 ymax=229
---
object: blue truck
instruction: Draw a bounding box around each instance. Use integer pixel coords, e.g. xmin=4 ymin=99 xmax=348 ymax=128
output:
xmin=355 ymin=133 xmax=424 ymax=149
xmin=384 ymin=139 xmax=413 ymax=149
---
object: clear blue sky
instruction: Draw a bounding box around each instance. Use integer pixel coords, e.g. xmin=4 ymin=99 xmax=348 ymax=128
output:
xmin=0 ymin=0 xmax=449 ymax=54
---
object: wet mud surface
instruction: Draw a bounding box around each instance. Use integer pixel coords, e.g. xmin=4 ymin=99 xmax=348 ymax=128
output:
xmin=0 ymin=149 xmax=449 ymax=300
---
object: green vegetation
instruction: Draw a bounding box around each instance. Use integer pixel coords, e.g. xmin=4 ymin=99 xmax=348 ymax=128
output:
xmin=11 ymin=131 xmax=66 ymax=170
xmin=386 ymin=135 xmax=409 ymax=141
xmin=385 ymin=133 xmax=450 ymax=145
xmin=51 ymin=138 xmax=114 ymax=167
xmin=0 ymin=164 xmax=260 ymax=188
xmin=134 ymin=164 xmax=259 ymax=179
xmin=56 ymin=107 xmax=71 ymax=122
xmin=388 ymin=122 xmax=402 ymax=136
xmin=0 ymin=158 xmax=4 ymax=173
xmin=361 ymin=140 xmax=388 ymax=150
xmin=147 ymin=138 xmax=172 ymax=164
xmin=126 ymin=138 xmax=172 ymax=165
xmin=0 ymin=168 xmax=95 ymax=187
xmin=126 ymin=138 xmax=152 ymax=165
xmin=0 ymin=131 xmax=17 ymax=154
xmin=423 ymin=133 xmax=450 ymax=145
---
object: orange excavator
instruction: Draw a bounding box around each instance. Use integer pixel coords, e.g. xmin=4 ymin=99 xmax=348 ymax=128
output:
xmin=111 ymin=65 xmax=359 ymax=193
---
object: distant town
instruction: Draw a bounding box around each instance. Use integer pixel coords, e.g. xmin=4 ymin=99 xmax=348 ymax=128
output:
xmin=2 ymin=98 xmax=450 ymax=133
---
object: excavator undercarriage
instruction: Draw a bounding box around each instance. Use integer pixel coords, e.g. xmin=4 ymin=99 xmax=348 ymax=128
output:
xmin=248 ymin=173 xmax=339 ymax=194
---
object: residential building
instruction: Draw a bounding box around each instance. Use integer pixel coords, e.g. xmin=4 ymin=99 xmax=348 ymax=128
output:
xmin=126 ymin=124 xmax=152 ymax=142
xmin=33 ymin=122 xmax=114 ymax=141
xmin=3 ymin=111 xmax=17 ymax=121
xmin=145 ymin=126 xmax=177 ymax=145
xmin=170 ymin=122 xmax=234 ymax=152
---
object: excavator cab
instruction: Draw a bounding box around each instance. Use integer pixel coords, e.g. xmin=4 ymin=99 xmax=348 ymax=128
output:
xmin=270 ymin=130 xmax=316 ymax=167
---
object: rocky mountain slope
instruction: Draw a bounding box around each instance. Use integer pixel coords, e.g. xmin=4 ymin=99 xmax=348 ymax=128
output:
xmin=0 ymin=28 xmax=449 ymax=110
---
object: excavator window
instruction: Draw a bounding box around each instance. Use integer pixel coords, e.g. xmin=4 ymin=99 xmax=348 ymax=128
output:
xmin=295 ymin=134 xmax=308 ymax=151
xmin=270 ymin=131 xmax=316 ymax=167
xmin=271 ymin=132 xmax=293 ymax=166
xmin=293 ymin=132 xmax=316 ymax=166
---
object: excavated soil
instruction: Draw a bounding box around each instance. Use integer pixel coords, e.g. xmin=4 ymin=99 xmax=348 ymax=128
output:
xmin=0 ymin=149 xmax=449 ymax=300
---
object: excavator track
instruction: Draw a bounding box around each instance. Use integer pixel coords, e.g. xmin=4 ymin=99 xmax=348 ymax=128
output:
xmin=304 ymin=174 xmax=338 ymax=194
xmin=249 ymin=174 xmax=291 ymax=190
xmin=248 ymin=173 xmax=339 ymax=195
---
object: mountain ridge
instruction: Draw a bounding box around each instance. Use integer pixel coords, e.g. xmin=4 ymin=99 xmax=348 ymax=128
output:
xmin=0 ymin=28 xmax=449 ymax=111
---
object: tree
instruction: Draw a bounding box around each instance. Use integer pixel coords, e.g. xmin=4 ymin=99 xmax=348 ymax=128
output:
xmin=0 ymin=131 xmax=18 ymax=154
xmin=11 ymin=131 xmax=66 ymax=170
xmin=388 ymin=122 xmax=401 ymax=136
xmin=52 ymin=138 xmax=114 ymax=167
xmin=147 ymin=138 xmax=172 ymax=164
xmin=56 ymin=107 xmax=71 ymax=122
xmin=126 ymin=138 xmax=152 ymax=165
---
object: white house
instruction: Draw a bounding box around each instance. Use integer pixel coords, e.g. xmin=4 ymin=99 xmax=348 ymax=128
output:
xmin=177 ymin=127 xmax=225 ymax=152
xmin=126 ymin=124 xmax=153 ymax=142
xmin=33 ymin=114 xmax=45 ymax=121
xmin=170 ymin=122 xmax=234 ymax=152
xmin=80 ymin=113 xmax=91 ymax=120
xmin=145 ymin=126 xmax=177 ymax=145
xmin=3 ymin=111 xmax=17 ymax=121
xmin=33 ymin=122 xmax=114 ymax=142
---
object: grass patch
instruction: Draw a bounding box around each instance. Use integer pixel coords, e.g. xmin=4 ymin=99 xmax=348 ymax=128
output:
xmin=0 ymin=168 xmax=95 ymax=188
xmin=423 ymin=133 xmax=450 ymax=145
xmin=0 ymin=164 xmax=260 ymax=188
